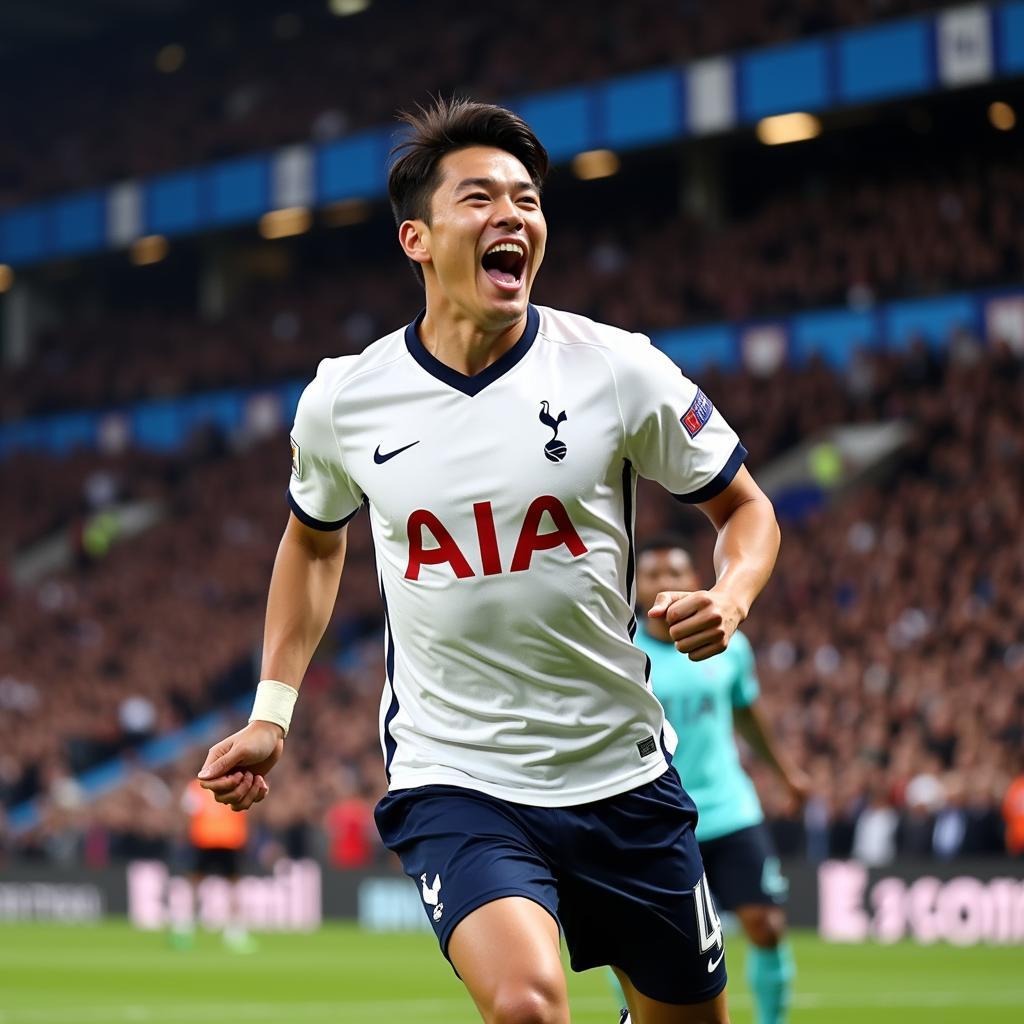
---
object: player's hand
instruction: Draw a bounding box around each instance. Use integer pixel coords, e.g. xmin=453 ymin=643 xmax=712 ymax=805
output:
xmin=197 ymin=721 xmax=284 ymax=811
xmin=648 ymin=589 xmax=743 ymax=662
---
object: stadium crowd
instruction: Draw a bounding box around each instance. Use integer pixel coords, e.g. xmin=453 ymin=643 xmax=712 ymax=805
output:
xmin=0 ymin=0 xmax=957 ymax=207
xmin=3 ymin=150 xmax=1023 ymax=421
xmin=2 ymin=329 xmax=1022 ymax=867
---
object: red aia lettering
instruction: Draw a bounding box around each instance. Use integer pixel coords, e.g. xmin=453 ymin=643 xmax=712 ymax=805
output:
xmin=405 ymin=509 xmax=475 ymax=580
xmin=510 ymin=495 xmax=588 ymax=572
xmin=404 ymin=496 xmax=587 ymax=579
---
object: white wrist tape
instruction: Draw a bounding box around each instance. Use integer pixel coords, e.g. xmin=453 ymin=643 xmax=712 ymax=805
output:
xmin=249 ymin=680 xmax=298 ymax=736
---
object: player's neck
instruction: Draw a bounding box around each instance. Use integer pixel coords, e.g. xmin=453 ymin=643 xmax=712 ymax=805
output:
xmin=419 ymin=295 xmax=527 ymax=377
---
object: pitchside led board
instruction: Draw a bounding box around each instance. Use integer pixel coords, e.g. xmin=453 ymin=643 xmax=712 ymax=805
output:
xmin=4 ymin=860 xmax=1023 ymax=947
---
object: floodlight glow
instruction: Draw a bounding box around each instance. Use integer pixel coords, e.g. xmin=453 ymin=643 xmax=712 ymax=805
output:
xmin=572 ymin=149 xmax=620 ymax=181
xmin=756 ymin=112 xmax=822 ymax=145
xmin=130 ymin=236 xmax=169 ymax=266
xmin=989 ymin=101 xmax=1016 ymax=131
xmin=259 ymin=208 xmax=313 ymax=239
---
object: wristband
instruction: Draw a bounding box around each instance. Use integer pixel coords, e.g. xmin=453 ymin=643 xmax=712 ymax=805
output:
xmin=248 ymin=679 xmax=298 ymax=736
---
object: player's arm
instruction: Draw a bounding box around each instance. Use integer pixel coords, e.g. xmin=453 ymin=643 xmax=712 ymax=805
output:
xmin=651 ymin=466 xmax=780 ymax=661
xmin=198 ymin=513 xmax=348 ymax=809
xmin=733 ymin=699 xmax=811 ymax=808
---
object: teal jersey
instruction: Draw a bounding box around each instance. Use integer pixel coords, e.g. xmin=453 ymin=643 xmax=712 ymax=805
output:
xmin=637 ymin=627 xmax=763 ymax=841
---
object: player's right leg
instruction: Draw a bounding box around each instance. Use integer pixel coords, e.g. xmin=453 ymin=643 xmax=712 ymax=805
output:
xmin=448 ymin=896 xmax=569 ymax=1024
xmin=374 ymin=785 xmax=566 ymax=1024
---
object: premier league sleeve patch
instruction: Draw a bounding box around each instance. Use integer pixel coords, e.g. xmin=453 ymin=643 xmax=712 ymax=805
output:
xmin=681 ymin=389 xmax=713 ymax=438
xmin=290 ymin=435 xmax=302 ymax=479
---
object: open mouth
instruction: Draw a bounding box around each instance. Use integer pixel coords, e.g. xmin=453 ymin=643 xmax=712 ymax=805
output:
xmin=481 ymin=242 xmax=527 ymax=290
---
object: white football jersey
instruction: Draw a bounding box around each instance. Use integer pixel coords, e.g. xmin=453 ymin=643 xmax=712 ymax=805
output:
xmin=288 ymin=304 xmax=746 ymax=806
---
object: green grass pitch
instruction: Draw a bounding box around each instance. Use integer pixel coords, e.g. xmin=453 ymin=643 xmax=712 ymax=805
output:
xmin=0 ymin=922 xmax=1019 ymax=1023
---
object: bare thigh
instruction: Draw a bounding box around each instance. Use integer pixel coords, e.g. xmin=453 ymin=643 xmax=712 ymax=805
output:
xmin=448 ymin=896 xmax=570 ymax=1024
xmin=612 ymin=968 xmax=730 ymax=1024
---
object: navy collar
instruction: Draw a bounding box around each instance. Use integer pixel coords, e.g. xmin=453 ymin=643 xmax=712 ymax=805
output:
xmin=404 ymin=304 xmax=539 ymax=397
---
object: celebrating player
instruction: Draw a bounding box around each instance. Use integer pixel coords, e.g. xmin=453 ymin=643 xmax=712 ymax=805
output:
xmin=628 ymin=535 xmax=810 ymax=1024
xmin=197 ymin=98 xmax=780 ymax=1024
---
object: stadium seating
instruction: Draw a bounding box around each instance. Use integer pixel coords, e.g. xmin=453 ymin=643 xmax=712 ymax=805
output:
xmin=4 ymin=151 xmax=1023 ymax=421
xmin=0 ymin=0 xmax=953 ymax=207
xmin=2 ymin=332 xmax=1020 ymax=864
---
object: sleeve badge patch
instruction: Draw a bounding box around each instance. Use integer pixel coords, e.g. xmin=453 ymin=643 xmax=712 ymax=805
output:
xmin=290 ymin=436 xmax=302 ymax=479
xmin=681 ymin=389 xmax=714 ymax=438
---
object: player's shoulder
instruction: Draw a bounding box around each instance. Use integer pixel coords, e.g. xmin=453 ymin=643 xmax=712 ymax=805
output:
xmin=535 ymin=305 xmax=652 ymax=356
xmin=535 ymin=304 xmax=678 ymax=385
xmin=305 ymin=326 xmax=408 ymax=400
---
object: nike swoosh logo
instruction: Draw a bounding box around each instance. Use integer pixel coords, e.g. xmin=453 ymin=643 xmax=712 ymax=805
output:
xmin=707 ymin=949 xmax=725 ymax=973
xmin=374 ymin=441 xmax=420 ymax=464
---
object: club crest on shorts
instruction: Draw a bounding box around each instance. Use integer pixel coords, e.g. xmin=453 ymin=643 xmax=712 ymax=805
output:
xmin=681 ymin=389 xmax=713 ymax=438
xmin=539 ymin=401 xmax=568 ymax=462
xmin=421 ymin=872 xmax=443 ymax=921
xmin=290 ymin=435 xmax=301 ymax=479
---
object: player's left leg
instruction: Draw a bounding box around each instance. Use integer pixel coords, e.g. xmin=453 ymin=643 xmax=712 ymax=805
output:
xmin=611 ymin=968 xmax=729 ymax=1024
xmin=554 ymin=769 xmax=728 ymax=1020
xmin=735 ymin=905 xmax=793 ymax=1024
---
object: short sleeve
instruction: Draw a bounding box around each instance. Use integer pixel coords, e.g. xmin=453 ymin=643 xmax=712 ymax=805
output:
xmin=616 ymin=337 xmax=746 ymax=502
xmin=287 ymin=361 xmax=363 ymax=530
xmin=729 ymin=632 xmax=760 ymax=708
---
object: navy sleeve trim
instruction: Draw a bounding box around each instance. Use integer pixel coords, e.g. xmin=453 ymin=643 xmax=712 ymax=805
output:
xmin=287 ymin=489 xmax=362 ymax=530
xmin=672 ymin=442 xmax=748 ymax=504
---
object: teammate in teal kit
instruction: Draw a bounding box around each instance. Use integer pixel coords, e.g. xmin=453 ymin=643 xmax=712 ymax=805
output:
xmin=621 ymin=533 xmax=811 ymax=1024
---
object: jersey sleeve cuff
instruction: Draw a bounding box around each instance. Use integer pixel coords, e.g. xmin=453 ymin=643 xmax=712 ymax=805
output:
xmin=672 ymin=442 xmax=747 ymax=504
xmin=287 ymin=489 xmax=362 ymax=530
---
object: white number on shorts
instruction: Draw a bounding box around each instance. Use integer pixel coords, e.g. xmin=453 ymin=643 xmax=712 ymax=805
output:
xmin=692 ymin=872 xmax=723 ymax=953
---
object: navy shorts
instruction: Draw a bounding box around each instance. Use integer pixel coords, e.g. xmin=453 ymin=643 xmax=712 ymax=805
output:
xmin=374 ymin=767 xmax=727 ymax=1005
xmin=698 ymin=823 xmax=789 ymax=911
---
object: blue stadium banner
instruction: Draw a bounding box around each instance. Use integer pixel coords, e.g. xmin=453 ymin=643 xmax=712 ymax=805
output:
xmin=209 ymin=155 xmax=271 ymax=226
xmin=884 ymin=292 xmax=980 ymax=348
xmin=838 ymin=18 xmax=934 ymax=103
xmin=145 ymin=169 xmax=205 ymax=236
xmin=317 ymin=129 xmax=390 ymax=203
xmin=515 ymin=86 xmax=594 ymax=162
xmin=996 ymin=0 xmax=1024 ymax=72
xmin=739 ymin=39 xmax=832 ymax=120
xmin=601 ymin=69 xmax=684 ymax=148
xmin=1 ymin=205 xmax=49 ymax=264
xmin=792 ymin=308 xmax=878 ymax=366
xmin=53 ymin=193 xmax=105 ymax=255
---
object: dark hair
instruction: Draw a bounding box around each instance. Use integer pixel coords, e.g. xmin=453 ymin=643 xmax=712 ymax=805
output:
xmin=636 ymin=532 xmax=693 ymax=560
xmin=387 ymin=97 xmax=550 ymax=282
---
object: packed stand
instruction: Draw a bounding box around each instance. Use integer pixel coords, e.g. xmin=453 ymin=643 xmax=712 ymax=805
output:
xmin=0 ymin=0 xmax=956 ymax=208
xmin=5 ymin=151 xmax=1024 ymax=422
xmin=2 ymin=332 xmax=1022 ymax=866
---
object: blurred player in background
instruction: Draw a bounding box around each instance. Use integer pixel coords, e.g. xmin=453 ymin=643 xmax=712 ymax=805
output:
xmin=197 ymin=98 xmax=781 ymax=1024
xmin=172 ymin=778 xmax=256 ymax=953
xmin=615 ymin=535 xmax=810 ymax=1024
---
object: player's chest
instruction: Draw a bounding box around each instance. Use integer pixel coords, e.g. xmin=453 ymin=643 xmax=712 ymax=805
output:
xmin=336 ymin=375 xmax=622 ymax=524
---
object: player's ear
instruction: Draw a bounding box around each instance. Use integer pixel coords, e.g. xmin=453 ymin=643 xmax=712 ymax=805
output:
xmin=399 ymin=220 xmax=431 ymax=267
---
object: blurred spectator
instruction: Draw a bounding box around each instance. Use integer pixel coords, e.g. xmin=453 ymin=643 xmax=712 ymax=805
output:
xmin=1004 ymin=768 xmax=1024 ymax=856
xmin=2 ymin=327 xmax=1022 ymax=865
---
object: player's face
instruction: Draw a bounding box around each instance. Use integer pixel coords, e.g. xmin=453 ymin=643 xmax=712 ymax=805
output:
xmin=636 ymin=548 xmax=699 ymax=611
xmin=419 ymin=146 xmax=546 ymax=329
